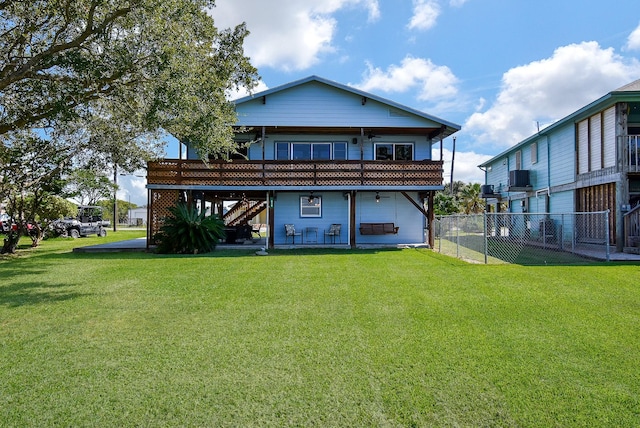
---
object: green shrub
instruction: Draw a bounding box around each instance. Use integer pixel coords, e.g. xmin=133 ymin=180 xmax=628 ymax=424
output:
xmin=154 ymin=203 xmax=225 ymax=254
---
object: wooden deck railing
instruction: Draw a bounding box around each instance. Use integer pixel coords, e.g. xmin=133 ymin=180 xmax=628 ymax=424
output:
xmin=621 ymin=135 xmax=640 ymax=173
xmin=147 ymin=159 xmax=444 ymax=187
xmin=624 ymin=204 xmax=640 ymax=247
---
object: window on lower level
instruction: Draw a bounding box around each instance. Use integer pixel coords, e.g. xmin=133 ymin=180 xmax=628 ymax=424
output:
xmin=300 ymin=196 xmax=321 ymax=217
xmin=375 ymin=143 xmax=413 ymax=160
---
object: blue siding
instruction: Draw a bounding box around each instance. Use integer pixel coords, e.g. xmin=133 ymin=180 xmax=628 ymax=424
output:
xmin=273 ymin=192 xmax=349 ymax=245
xmin=356 ymin=192 xmax=425 ymax=244
xmin=486 ymin=158 xmax=509 ymax=196
xmin=548 ymin=124 xmax=575 ymax=187
xmin=236 ymin=81 xmax=443 ymax=129
xmin=550 ymin=190 xmax=574 ymax=213
xmin=484 ymin=123 xmax=576 ymax=204
xmin=272 ymin=191 xmax=426 ymax=245
xmin=531 ymin=138 xmax=549 ymax=189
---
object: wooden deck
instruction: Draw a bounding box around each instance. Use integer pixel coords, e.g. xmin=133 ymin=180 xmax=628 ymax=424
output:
xmin=147 ymin=159 xmax=444 ymax=187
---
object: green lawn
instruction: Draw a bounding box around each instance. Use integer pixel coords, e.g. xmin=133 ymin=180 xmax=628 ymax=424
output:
xmin=1 ymin=232 xmax=639 ymax=426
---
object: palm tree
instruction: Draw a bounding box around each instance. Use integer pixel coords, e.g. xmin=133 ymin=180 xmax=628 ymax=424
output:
xmin=458 ymin=183 xmax=485 ymax=214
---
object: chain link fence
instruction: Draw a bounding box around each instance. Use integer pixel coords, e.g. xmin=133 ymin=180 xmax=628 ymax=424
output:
xmin=434 ymin=211 xmax=610 ymax=264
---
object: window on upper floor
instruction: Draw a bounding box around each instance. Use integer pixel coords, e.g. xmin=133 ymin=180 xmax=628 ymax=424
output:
xmin=374 ymin=143 xmax=413 ymax=161
xmin=515 ymin=150 xmax=522 ymax=170
xmin=531 ymin=143 xmax=538 ymax=164
xmin=275 ymin=142 xmax=347 ymax=160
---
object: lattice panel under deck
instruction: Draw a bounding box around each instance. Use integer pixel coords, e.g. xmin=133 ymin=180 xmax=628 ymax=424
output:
xmin=149 ymin=189 xmax=180 ymax=242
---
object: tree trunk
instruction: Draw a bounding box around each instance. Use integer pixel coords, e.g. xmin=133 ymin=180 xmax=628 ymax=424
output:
xmin=1 ymin=231 xmax=20 ymax=254
xmin=29 ymin=224 xmax=44 ymax=247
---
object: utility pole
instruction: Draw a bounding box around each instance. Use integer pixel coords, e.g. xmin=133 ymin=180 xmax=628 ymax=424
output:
xmin=449 ymin=136 xmax=456 ymax=195
xmin=113 ymin=165 xmax=118 ymax=232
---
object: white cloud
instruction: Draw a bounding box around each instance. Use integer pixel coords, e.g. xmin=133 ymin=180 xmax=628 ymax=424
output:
xmin=355 ymin=56 xmax=459 ymax=102
xmin=465 ymin=41 xmax=640 ymax=149
xmin=440 ymin=148 xmax=493 ymax=184
xmin=227 ymin=80 xmax=270 ymax=101
xmin=212 ymin=0 xmax=380 ymax=71
xmin=625 ymin=22 xmax=640 ymax=51
xmin=407 ymin=0 xmax=440 ymax=31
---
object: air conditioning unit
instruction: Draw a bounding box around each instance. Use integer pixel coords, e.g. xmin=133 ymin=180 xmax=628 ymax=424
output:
xmin=480 ymin=184 xmax=494 ymax=198
xmin=509 ymin=170 xmax=530 ymax=188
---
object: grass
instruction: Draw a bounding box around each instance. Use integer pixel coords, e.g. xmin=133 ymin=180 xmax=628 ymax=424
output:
xmin=1 ymin=232 xmax=639 ymax=426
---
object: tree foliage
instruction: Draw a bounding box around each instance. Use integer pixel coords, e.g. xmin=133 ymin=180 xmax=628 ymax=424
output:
xmin=0 ymin=132 xmax=72 ymax=252
xmin=435 ymin=182 xmax=486 ymax=216
xmin=0 ymin=0 xmax=258 ymax=159
xmin=0 ymin=0 xmax=258 ymax=253
xmin=458 ymin=183 xmax=485 ymax=214
xmin=65 ymin=169 xmax=115 ymax=206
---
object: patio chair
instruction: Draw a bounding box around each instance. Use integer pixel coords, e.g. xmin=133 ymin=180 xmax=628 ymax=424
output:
xmin=284 ymin=224 xmax=301 ymax=244
xmin=324 ymin=223 xmax=342 ymax=244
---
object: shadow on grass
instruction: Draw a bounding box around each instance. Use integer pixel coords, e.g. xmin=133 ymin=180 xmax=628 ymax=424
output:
xmin=14 ymin=246 xmax=410 ymax=261
xmin=0 ymin=280 xmax=89 ymax=307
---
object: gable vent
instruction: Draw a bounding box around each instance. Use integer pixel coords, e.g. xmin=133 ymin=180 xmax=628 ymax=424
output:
xmin=389 ymin=109 xmax=410 ymax=118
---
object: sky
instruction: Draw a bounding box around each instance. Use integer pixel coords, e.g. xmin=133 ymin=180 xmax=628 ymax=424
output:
xmin=123 ymin=0 xmax=640 ymax=205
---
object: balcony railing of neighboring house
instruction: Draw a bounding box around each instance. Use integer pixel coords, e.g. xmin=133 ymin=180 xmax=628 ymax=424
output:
xmin=622 ymin=135 xmax=640 ymax=173
xmin=147 ymin=159 xmax=444 ymax=187
xmin=624 ymin=203 xmax=640 ymax=250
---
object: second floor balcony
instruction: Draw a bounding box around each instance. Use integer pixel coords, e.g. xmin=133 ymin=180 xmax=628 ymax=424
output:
xmin=147 ymin=159 xmax=444 ymax=188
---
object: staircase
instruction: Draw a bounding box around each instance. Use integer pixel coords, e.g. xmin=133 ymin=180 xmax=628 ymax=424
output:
xmin=624 ymin=204 xmax=640 ymax=254
xmin=224 ymin=200 xmax=267 ymax=227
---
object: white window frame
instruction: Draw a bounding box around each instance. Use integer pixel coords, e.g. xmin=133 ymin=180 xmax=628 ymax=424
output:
xmin=374 ymin=143 xmax=414 ymax=161
xmin=276 ymin=142 xmax=347 ymax=160
xmin=300 ymin=196 xmax=322 ymax=217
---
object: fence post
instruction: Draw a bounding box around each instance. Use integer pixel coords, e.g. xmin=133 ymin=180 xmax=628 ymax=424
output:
xmin=605 ymin=210 xmax=610 ymax=262
xmin=483 ymin=212 xmax=488 ymax=264
xmin=455 ymin=215 xmax=460 ymax=259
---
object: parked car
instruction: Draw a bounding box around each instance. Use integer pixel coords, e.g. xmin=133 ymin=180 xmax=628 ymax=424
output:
xmin=0 ymin=213 xmax=37 ymax=235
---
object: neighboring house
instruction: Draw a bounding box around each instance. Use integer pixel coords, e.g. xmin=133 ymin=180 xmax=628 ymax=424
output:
xmin=479 ymin=79 xmax=640 ymax=252
xmin=146 ymin=75 xmax=460 ymax=248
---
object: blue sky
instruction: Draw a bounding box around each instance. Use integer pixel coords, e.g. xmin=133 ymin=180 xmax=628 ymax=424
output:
xmin=124 ymin=0 xmax=640 ymax=205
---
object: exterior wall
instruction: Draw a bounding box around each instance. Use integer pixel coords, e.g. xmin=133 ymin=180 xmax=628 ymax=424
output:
xmin=355 ymin=191 xmax=424 ymax=244
xmin=271 ymin=190 xmax=426 ymax=245
xmin=549 ymin=190 xmax=575 ymax=213
xmin=548 ymin=124 xmax=576 ymax=187
xmin=236 ymin=81 xmax=443 ymax=129
xmin=486 ymin=157 xmax=509 ymax=196
xmin=527 ymin=139 xmax=545 ymax=189
xmin=273 ymin=191 xmax=349 ymax=245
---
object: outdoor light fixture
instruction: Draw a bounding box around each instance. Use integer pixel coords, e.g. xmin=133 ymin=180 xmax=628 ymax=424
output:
xmin=308 ymin=191 xmax=314 ymax=204
xmin=375 ymin=192 xmax=380 ymax=203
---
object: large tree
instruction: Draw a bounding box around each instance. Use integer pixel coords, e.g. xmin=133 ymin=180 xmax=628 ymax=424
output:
xmin=0 ymin=0 xmax=259 ymax=253
xmin=0 ymin=0 xmax=258 ymax=156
